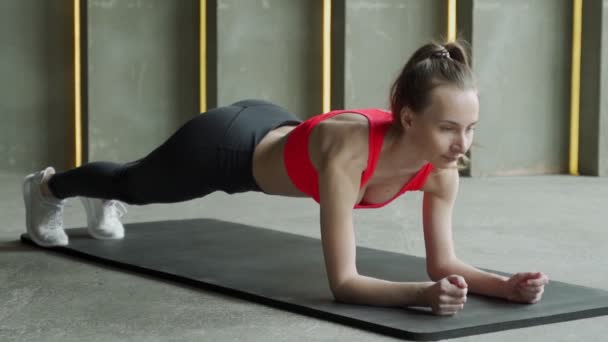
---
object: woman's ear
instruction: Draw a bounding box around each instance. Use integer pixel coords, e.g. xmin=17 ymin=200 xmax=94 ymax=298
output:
xmin=400 ymin=107 xmax=414 ymax=130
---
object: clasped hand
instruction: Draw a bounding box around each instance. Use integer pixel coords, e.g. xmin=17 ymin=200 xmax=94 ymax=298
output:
xmin=505 ymin=271 xmax=550 ymax=304
xmin=423 ymin=272 xmax=549 ymax=316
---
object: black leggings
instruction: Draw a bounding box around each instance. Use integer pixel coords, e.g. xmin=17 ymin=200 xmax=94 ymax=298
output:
xmin=48 ymin=99 xmax=301 ymax=205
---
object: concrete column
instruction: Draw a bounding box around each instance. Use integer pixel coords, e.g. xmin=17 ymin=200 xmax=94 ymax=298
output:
xmin=579 ymin=0 xmax=608 ymax=176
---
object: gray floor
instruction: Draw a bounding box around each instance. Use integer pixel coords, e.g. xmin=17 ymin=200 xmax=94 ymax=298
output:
xmin=1 ymin=170 xmax=607 ymax=342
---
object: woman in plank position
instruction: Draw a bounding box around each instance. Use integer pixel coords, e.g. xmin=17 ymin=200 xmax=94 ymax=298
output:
xmin=23 ymin=40 xmax=549 ymax=316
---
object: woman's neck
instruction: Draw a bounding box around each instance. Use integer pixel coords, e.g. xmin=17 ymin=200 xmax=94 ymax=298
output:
xmin=381 ymin=124 xmax=429 ymax=174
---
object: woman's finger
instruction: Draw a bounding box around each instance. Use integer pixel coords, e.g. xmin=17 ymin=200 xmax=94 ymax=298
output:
xmin=520 ymin=272 xmax=541 ymax=280
xmin=519 ymin=282 xmax=544 ymax=289
xmin=440 ymin=294 xmax=467 ymax=304
xmin=519 ymin=288 xmax=544 ymax=298
xmin=447 ymin=275 xmax=468 ymax=289
xmin=519 ymin=283 xmax=544 ymax=291
xmin=523 ymin=288 xmax=545 ymax=300
xmin=438 ymin=303 xmax=465 ymax=314
xmin=523 ymin=276 xmax=549 ymax=287
xmin=518 ymin=283 xmax=545 ymax=292
xmin=521 ymin=296 xmax=541 ymax=304
xmin=446 ymin=285 xmax=468 ymax=298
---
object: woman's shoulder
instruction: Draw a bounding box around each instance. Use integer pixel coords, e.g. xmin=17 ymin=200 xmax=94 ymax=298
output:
xmin=421 ymin=167 xmax=460 ymax=198
xmin=320 ymin=108 xmax=391 ymax=121
xmin=308 ymin=112 xmax=370 ymax=169
xmin=321 ymin=111 xmax=370 ymax=125
xmin=316 ymin=112 xmax=370 ymax=145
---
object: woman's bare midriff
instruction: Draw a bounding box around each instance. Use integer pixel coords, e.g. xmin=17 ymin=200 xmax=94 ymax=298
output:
xmin=252 ymin=125 xmax=308 ymax=197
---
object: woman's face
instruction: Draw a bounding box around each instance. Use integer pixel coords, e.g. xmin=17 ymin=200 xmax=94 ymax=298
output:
xmin=406 ymin=85 xmax=479 ymax=168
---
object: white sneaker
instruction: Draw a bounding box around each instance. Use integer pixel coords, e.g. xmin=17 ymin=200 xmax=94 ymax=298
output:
xmin=80 ymin=197 xmax=127 ymax=239
xmin=22 ymin=167 xmax=68 ymax=247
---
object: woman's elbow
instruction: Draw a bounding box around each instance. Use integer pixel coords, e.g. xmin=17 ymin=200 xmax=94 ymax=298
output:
xmin=427 ymin=258 xmax=461 ymax=281
xmin=331 ymin=288 xmax=346 ymax=303
xmin=329 ymin=277 xmax=356 ymax=303
xmin=427 ymin=266 xmax=448 ymax=282
xmin=330 ymin=282 xmax=348 ymax=302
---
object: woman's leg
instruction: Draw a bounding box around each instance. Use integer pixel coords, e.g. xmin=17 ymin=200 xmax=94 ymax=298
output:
xmin=47 ymin=105 xmax=244 ymax=205
xmin=23 ymin=104 xmax=245 ymax=247
xmin=24 ymin=99 xmax=300 ymax=246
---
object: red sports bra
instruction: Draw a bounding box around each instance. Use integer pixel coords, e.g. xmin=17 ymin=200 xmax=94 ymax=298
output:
xmin=283 ymin=108 xmax=434 ymax=209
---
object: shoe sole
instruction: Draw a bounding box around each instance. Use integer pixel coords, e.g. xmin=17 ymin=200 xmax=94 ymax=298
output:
xmin=22 ymin=173 xmax=67 ymax=247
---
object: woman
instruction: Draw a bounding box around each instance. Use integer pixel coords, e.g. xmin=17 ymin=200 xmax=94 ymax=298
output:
xmin=23 ymin=40 xmax=549 ymax=316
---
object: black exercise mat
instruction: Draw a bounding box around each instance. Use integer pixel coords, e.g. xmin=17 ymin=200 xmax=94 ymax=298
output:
xmin=20 ymin=218 xmax=608 ymax=341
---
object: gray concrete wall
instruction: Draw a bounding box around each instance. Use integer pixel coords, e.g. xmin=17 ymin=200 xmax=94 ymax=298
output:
xmin=337 ymin=0 xmax=446 ymax=109
xmin=0 ymin=0 xmax=72 ymax=172
xmin=213 ymin=0 xmax=322 ymax=119
xmin=466 ymin=0 xmax=572 ymax=176
xmin=1 ymin=0 xmax=606 ymax=176
xmin=87 ymin=0 xmax=199 ymax=162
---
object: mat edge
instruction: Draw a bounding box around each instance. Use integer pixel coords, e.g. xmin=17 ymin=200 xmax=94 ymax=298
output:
xmin=19 ymin=232 xmax=608 ymax=341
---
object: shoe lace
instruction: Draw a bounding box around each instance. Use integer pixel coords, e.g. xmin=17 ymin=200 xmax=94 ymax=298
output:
xmin=105 ymin=200 xmax=127 ymax=218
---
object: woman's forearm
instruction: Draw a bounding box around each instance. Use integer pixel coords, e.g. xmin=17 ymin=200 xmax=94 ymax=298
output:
xmin=438 ymin=259 xmax=509 ymax=299
xmin=333 ymin=274 xmax=434 ymax=307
